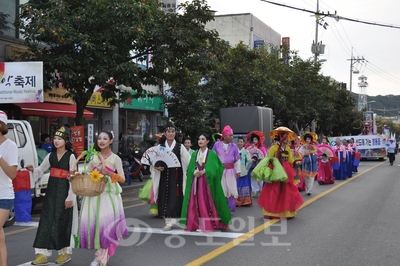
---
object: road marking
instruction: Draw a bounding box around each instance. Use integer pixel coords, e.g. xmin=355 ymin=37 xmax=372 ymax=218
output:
xmin=186 ymin=161 xmax=386 ymax=266
xmin=128 ymin=227 xmax=244 ymax=239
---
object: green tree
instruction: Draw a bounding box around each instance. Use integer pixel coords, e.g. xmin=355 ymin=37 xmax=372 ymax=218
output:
xmin=17 ymin=0 xmax=222 ymax=126
xmin=0 ymin=12 xmax=11 ymax=35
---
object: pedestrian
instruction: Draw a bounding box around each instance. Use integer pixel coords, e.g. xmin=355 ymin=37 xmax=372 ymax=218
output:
xmin=37 ymin=133 xmax=53 ymax=153
xmin=78 ymin=130 xmax=128 ymax=266
xmin=183 ymin=136 xmax=195 ymax=155
xmin=299 ymin=133 xmax=318 ymax=196
xmin=256 ymin=127 xmax=304 ymax=219
xmin=181 ymin=133 xmax=231 ymax=232
xmin=387 ymin=138 xmax=396 ymax=165
xmin=26 ymin=125 xmax=77 ymax=265
xmin=236 ymin=136 xmax=252 ymax=206
xmin=151 ymin=121 xmax=190 ymax=231
xmin=0 ymin=111 xmax=18 ymax=266
xmin=212 ymin=125 xmax=241 ymax=212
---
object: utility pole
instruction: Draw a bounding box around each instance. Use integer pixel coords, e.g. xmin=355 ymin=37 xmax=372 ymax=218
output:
xmin=313 ymin=0 xmax=319 ymax=62
xmin=347 ymin=48 xmax=367 ymax=93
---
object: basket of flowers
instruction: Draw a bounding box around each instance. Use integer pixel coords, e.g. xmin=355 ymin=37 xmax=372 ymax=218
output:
xmin=69 ymin=145 xmax=108 ymax=197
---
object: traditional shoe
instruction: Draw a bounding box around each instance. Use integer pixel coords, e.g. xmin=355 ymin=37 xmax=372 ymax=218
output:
xmin=162 ymin=224 xmax=172 ymax=231
xmin=306 ymin=192 xmax=311 ymax=196
xmin=90 ymin=261 xmax=100 ymax=266
xmin=55 ymin=253 xmax=71 ymax=264
xmin=31 ymin=254 xmax=48 ymax=265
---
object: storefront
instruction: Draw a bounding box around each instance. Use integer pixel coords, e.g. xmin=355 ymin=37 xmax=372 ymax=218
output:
xmin=119 ymin=92 xmax=164 ymax=155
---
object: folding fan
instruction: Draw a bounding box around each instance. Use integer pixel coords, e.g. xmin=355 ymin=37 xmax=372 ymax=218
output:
xmin=141 ymin=145 xmax=181 ymax=168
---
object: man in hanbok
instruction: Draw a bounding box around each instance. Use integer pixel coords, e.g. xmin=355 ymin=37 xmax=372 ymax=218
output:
xmin=212 ymin=125 xmax=241 ymax=212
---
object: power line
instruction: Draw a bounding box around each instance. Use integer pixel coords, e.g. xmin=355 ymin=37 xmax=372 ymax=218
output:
xmin=260 ymin=0 xmax=400 ymax=29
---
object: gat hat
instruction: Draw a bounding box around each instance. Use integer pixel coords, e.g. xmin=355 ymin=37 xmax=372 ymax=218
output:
xmin=0 ymin=110 xmax=8 ymax=125
xmin=164 ymin=121 xmax=176 ymax=132
xmin=55 ymin=124 xmax=71 ymax=141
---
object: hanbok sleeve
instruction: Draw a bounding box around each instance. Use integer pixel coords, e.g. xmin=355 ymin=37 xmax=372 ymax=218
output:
xmin=32 ymin=153 xmax=51 ymax=182
xmin=66 ymin=154 xmax=76 ymax=202
xmin=180 ymin=144 xmax=191 ymax=196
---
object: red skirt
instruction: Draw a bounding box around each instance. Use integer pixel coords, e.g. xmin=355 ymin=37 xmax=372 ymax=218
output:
xmin=258 ymin=161 xmax=304 ymax=217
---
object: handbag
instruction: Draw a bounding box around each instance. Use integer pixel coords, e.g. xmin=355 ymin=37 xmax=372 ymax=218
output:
xmin=251 ymin=157 xmax=288 ymax=183
xmin=138 ymin=179 xmax=153 ymax=203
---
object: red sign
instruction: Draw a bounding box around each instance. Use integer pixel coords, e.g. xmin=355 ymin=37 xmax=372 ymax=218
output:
xmin=282 ymin=37 xmax=290 ymax=48
xmin=70 ymin=126 xmax=85 ymax=156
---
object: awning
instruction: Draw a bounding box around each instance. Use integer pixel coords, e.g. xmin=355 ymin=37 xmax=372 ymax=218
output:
xmin=15 ymin=103 xmax=94 ymax=119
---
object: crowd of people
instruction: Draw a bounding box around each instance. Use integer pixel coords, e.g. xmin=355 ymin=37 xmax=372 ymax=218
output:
xmin=1 ymin=105 xmax=397 ymax=266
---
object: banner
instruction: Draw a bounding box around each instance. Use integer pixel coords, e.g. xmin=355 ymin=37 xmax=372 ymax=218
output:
xmin=328 ymin=135 xmax=387 ymax=158
xmin=70 ymin=126 xmax=85 ymax=156
xmin=0 ymin=62 xmax=44 ymax=103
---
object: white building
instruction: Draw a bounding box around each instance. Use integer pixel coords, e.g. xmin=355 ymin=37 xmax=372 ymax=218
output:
xmin=206 ymin=13 xmax=281 ymax=49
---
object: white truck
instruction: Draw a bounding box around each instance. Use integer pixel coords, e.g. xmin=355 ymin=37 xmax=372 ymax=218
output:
xmin=5 ymin=120 xmax=50 ymax=227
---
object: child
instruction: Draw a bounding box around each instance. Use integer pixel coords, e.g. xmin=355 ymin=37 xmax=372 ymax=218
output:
xmin=78 ymin=131 xmax=127 ymax=266
xmin=27 ymin=125 xmax=77 ymax=265
xmin=317 ymin=153 xmax=334 ymax=185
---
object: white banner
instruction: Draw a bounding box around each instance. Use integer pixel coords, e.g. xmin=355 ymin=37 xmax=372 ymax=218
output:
xmin=0 ymin=62 xmax=44 ymax=103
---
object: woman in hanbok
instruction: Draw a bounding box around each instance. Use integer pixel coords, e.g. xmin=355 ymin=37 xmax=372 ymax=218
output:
xmin=257 ymin=127 xmax=304 ymax=219
xmin=181 ymin=133 xmax=231 ymax=231
xmin=246 ymin=131 xmax=266 ymax=197
xmin=236 ymin=136 xmax=252 ymax=206
xmin=290 ymin=140 xmax=305 ymax=191
xmin=333 ymin=138 xmax=347 ymax=180
xmin=342 ymin=139 xmax=353 ymax=178
xmin=348 ymin=138 xmax=359 ymax=172
xmin=79 ymin=131 xmax=127 ymax=266
xmin=316 ymin=136 xmax=335 ymax=185
xmin=299 ymin=133 xmax=318 ymax=196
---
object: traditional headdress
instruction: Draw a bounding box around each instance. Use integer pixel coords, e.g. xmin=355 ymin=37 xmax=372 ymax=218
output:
xmin=221 ymin=125 xmax=233 ymax=137
xmin=164 ymin=121 xmax=176 ymax=132
xmin=55 ymin=124 xmax=71 ymax=141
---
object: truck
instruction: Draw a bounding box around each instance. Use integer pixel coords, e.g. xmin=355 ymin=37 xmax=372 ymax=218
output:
xmin=5 ymin=120 xmax=50 ymax=227
xmin=219 ymin=106 xmax=274 ymax=147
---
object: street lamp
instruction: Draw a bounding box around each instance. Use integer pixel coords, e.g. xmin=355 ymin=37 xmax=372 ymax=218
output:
xmin=367 ymin=100 xmax=376 ymax=111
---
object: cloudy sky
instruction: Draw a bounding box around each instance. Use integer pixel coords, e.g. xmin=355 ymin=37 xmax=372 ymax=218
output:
xmin=204 ymin=0 xmax=400 ymax=96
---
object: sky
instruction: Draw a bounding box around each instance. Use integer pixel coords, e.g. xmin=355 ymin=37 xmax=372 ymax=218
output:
xmin=204 ymin=0 xmax=400 ymax=97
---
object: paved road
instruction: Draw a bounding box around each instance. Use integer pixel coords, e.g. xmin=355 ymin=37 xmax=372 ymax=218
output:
xmin=5 ymin=158 xmax=400 ymax=266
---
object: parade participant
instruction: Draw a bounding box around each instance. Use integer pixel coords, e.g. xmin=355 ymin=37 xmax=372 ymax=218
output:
xmin=348 ymin=138 xmax=359 ymax=172
xmin=333 ymin=138 xmax=347 ymax=180
xmin=299 ymin=133 xmax=318 ymax=196
xmin=151 ymin=122 xmax=190 ymax=231
xmin=316 ymin=136 xmax=335 ymax=185
xmin=236 ymin=136 xmax=252 ymax=206
xmin=342 ymin=139 xmax=353 ymax=178
xmin=78 ymin=131 xmax=127 ymax=266
xmin=27 ymin=125 xmax=77 ymax=265
xmin=257 ymin=127 xmax=304 ymax=219
xmin=212 ymin=125 xmax=241 ymax=212
xmin=290 ymin=139 xmax=305 ymax=192
xmin=183 ymin=136 xmax=195 ymax=155
xmin=0 ymin=111 xmax=17 ymax=266
xmin=245 ymin=131 xmax=266 ymax=198
xmin=181 ymin=133 xmax=231 ymax=232
xmin=387 ymin=138 xmax=396 ymax=166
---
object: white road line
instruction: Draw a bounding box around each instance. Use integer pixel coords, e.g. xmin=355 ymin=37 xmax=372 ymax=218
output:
xmin=127 ymin=227 xmax=244 ymax=239
xmin=14 ymin=222 xmax=243 ymax=239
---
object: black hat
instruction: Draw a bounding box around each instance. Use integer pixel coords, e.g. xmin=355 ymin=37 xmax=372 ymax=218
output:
xmin=55 ymin=124 xmax=70 ymax=141
xmin=164 ymin=121 xmax=176 ymax=132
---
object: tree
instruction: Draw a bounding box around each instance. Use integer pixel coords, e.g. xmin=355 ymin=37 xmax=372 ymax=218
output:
xmin=17 ymin=0 xmax=222 ymax=126
xmin=0 ymin=12 xmax=11 ymax=35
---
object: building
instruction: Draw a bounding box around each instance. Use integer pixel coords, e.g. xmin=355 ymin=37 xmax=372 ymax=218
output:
xmin=206 ymin=13 xmax=281 ymax=50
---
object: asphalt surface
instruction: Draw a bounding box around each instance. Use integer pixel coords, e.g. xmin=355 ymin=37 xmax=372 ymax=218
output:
xmin=5 ymin=158 xmax=400 ymax=266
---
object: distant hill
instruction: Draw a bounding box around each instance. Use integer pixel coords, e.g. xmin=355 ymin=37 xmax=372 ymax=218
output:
xmin=351 ymin=93 xmax=400 ymax=117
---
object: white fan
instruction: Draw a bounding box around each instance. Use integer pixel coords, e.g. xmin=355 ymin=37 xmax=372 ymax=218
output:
xmin=141 ymin=145 xmax=181 ymax=168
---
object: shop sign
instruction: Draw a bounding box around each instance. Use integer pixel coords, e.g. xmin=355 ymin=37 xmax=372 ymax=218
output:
xmin=122 ymin=91 xmax=164 ymax=111
xmin=0 ymin=62 xmax=44 ymax=103
xmin=43 ymin=86 xmax=74 ymax=104
xmin=70 ymin=126 xmax=85 ymax=156
xmin=87 ymin=124 xmax=94 ymax=150
xmin=87 ymin=92 xmax=111 ymax=108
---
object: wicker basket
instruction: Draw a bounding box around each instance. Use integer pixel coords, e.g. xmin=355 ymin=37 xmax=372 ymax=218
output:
xmin=70 ymin=154 xmax=107 ymax=197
